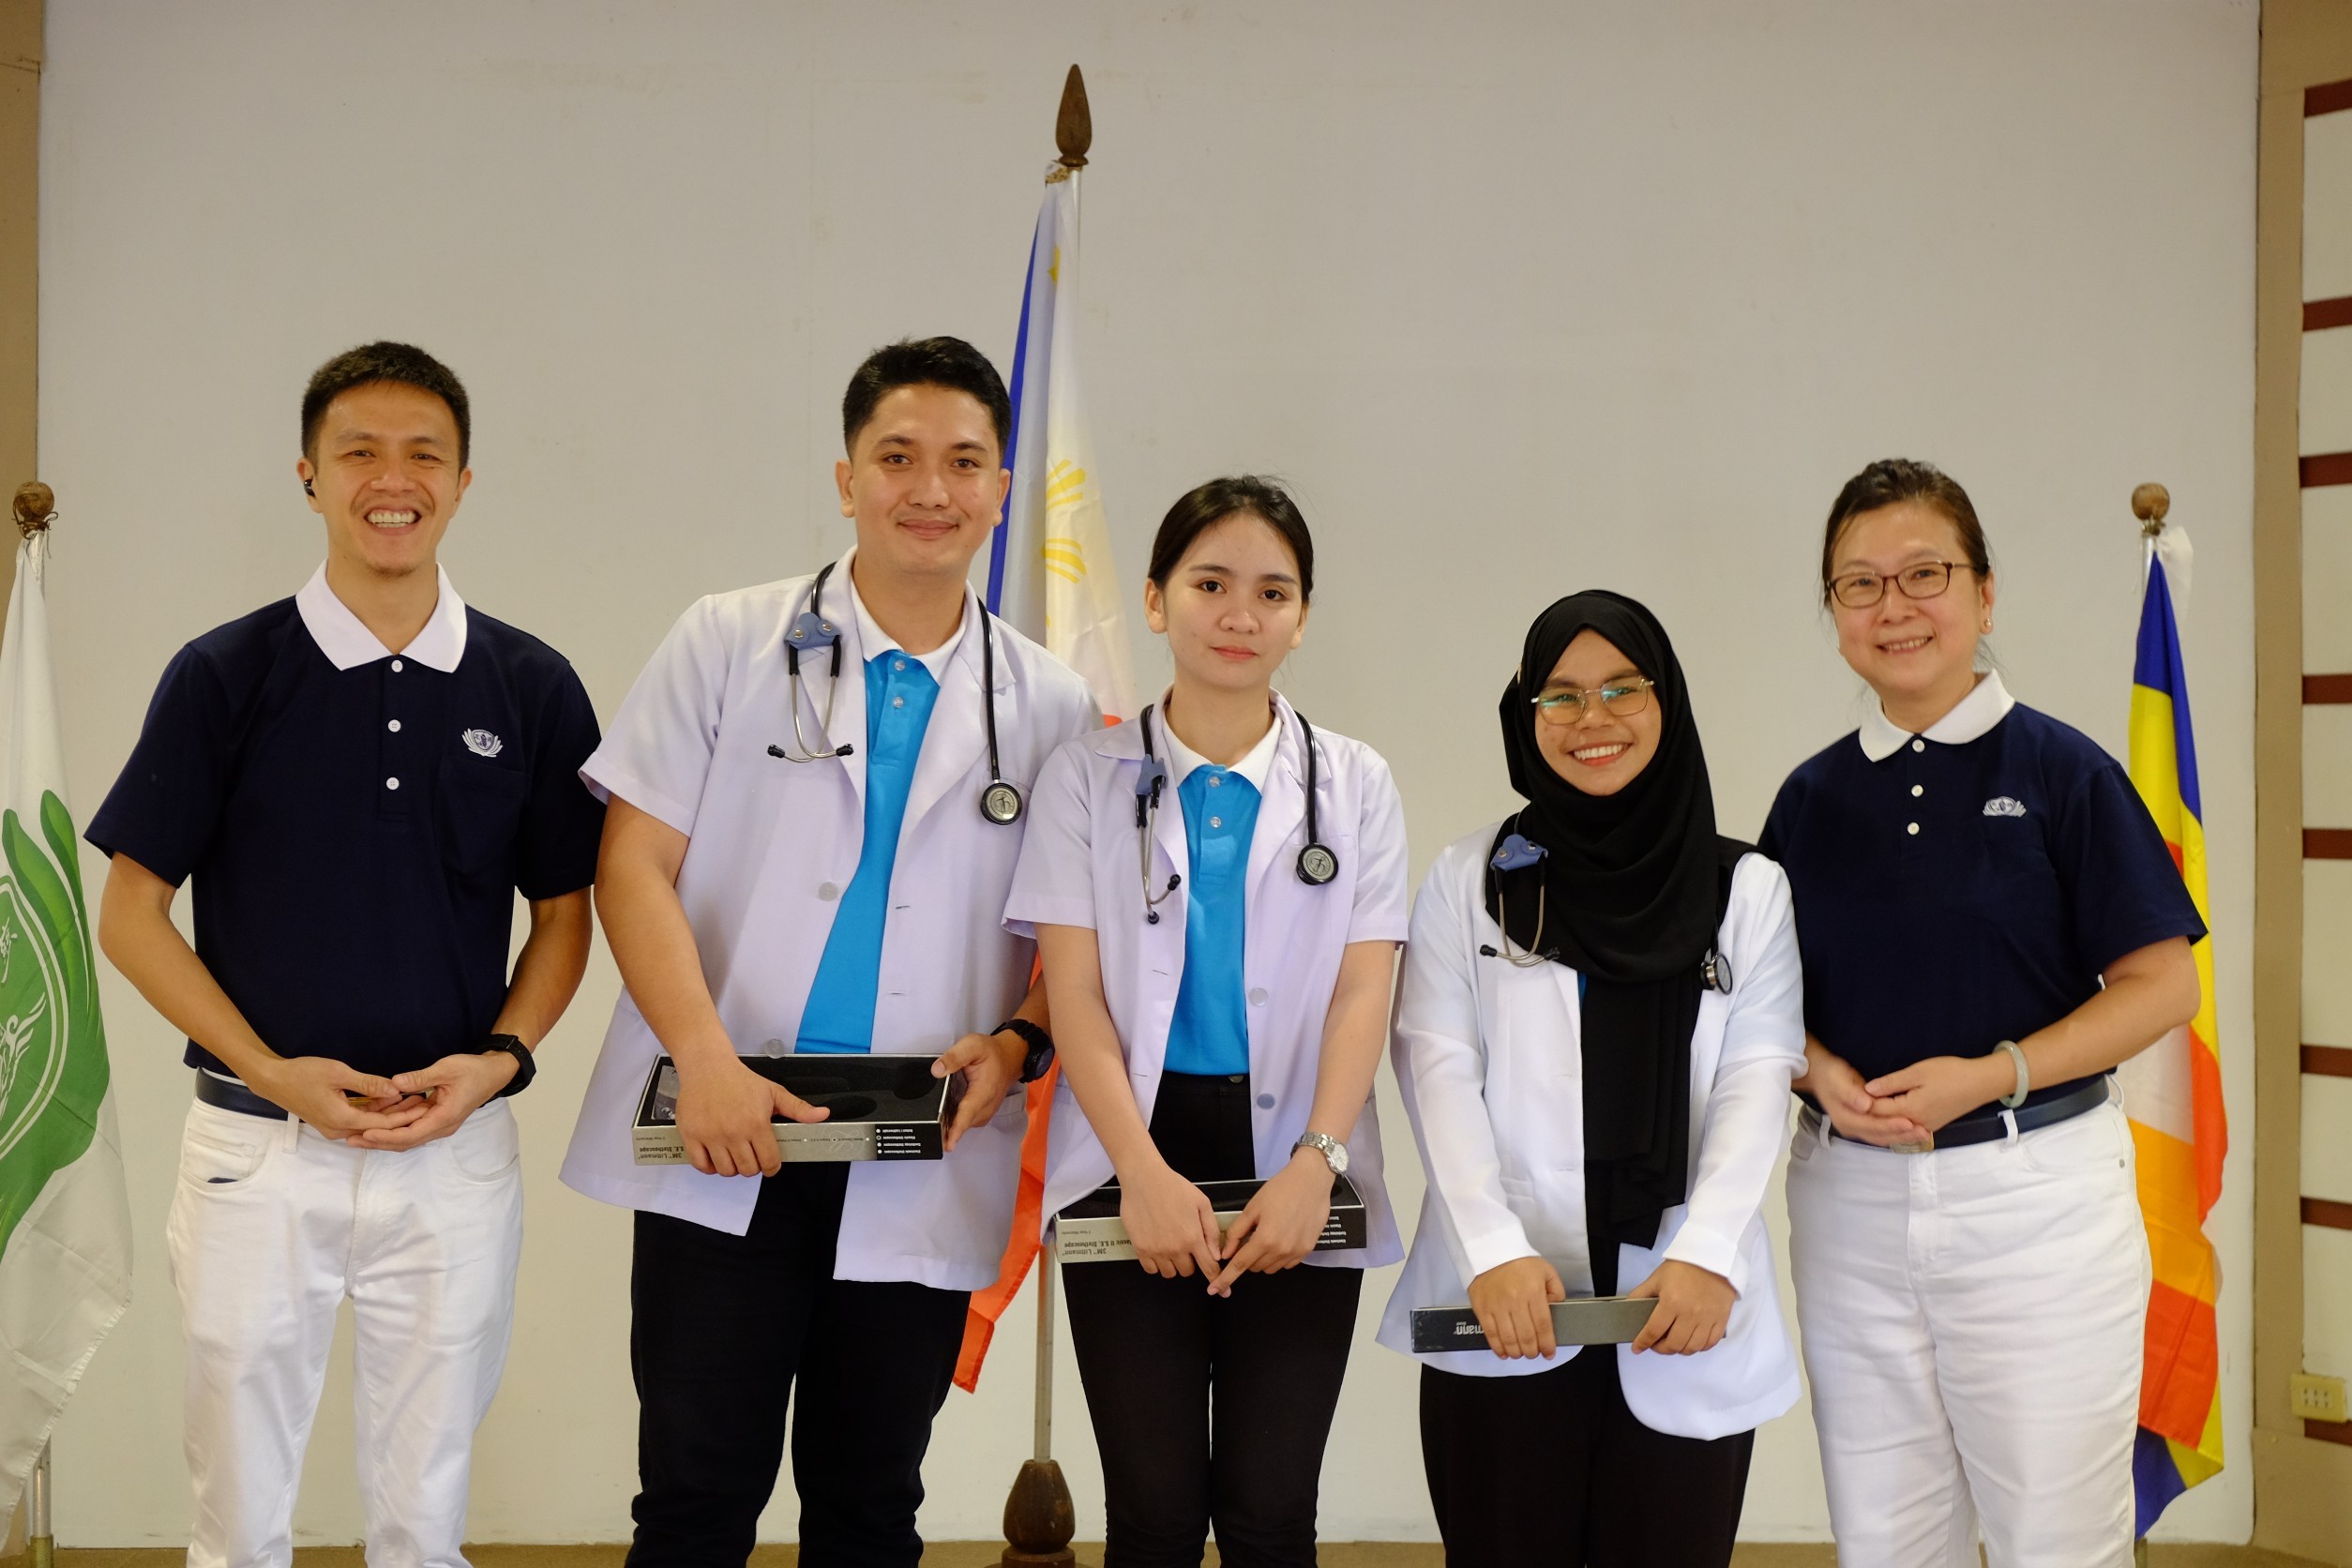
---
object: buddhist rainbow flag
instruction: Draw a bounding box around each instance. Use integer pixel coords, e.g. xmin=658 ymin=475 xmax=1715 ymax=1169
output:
xmin=2119 ymin=548 xmax=2226 ymax=1532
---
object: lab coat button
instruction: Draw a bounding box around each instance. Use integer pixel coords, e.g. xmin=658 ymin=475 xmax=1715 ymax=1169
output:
xmin=818 ymin=882 xmax=841 ymax=901
xmin=1248 ymin=987 xmax=1268 ymax=1005
xmin=1256 ymin=1093 xmax=1275 ymax=1109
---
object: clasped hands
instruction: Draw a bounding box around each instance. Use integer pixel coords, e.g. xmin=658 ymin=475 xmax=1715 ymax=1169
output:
xmin=1119 ymin=1146 xmax=1333 ymax=1296
xmin=1802 ymin=1042 xmax=2020 ymax=1147
xmin=247 ymin=1049 xmax=519 ymax=1150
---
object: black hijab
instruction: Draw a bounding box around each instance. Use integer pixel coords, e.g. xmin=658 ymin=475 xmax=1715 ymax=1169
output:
xmin=1491 ymin=590 xmax=1725 ymax=1259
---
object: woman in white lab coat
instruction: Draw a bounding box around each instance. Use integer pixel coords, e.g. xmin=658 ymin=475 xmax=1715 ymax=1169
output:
xmin=1005 ymin=475 xmax=1409 ymax=1568
xmin=1378 ymin=590 xmax=1806 ymax=1568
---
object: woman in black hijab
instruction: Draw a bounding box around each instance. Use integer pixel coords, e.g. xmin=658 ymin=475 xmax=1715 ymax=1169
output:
xmin=1376 ymin=591 xmax=1809 ymax=1568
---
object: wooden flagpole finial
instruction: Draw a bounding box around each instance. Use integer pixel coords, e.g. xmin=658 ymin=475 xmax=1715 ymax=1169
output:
xmin=12 ymin=481 xmax=54 ymax=538
xmin=2132 ymin=481 xmax=2171 ymax=537
xmin=1055 ymin=64 xmax=1091 ymax=169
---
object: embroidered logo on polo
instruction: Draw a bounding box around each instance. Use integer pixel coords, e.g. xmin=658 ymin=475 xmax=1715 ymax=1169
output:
xmin=1983 ymin=796 xmax=2027 ymax=818
xmin=460 ymin=729 xmax=505 ymax=759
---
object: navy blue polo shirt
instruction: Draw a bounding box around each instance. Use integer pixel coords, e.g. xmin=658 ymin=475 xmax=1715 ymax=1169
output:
xmin=1757 ymin=674 xmax=2205 ymax=1108
xmin=86 ymin=569 xmax=606 ymax=1079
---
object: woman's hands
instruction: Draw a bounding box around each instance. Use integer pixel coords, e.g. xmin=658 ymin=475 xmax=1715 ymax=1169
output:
xmin=1626 ymin=1259 xmax=1735 ymax=1355
xmin=1796 ymin=1035 xmax=1930 ymax=1147
xmin=1207 ymin=1149 xmax=1334 ymax=1296
xmin=1862 ymin=1052 xmax=2017 ymax=1135
xmin=1120 ymin=1160 xmax=1225 ymax=1280
xmin=1469 ymin=1255 xmax=1568 ymax=1360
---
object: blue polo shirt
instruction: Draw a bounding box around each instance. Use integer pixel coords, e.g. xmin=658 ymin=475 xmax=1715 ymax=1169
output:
xmin=1758 ymin=673 xmax=2205 ymax=1108
xmin=1160 ymin=711 xmax=1279 ymax=1078
xmin=85 ymin=567 xmax=605 ymax=1080
xmin=794 ymin=646 xmax=942 ymax=1055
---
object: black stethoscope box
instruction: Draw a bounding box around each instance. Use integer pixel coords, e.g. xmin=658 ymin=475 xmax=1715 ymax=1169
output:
xmin=1408 ymin=1294 xmax=1660 ymax=1354
xmin=1056 ymin=1173 xmax=1367 ymax=1264
xmin=631 ymin=1053 xmax=965 ymax=1166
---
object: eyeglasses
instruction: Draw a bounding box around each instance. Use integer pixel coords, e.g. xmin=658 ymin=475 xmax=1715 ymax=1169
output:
xmin=1828 ymin=560 xmax=1974 ymax=610
xmin=1531 ymin=677 xmax=1653 ymax=726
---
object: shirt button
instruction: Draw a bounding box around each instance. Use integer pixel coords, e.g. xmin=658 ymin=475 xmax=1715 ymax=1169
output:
xmin=1209 ymin=816 xmax=1223 ymax=829
xmin=1248 ymin=987 xmax=1269 ymax=1005
xmin=893 ymin=658 xmax=906 ymax=672
xmin=892 ymin=696 xmax=905 ymax=709
xmin=1256 ymin=1093 xmax=1275 ymax=1109
xmin=1910 ymin=739 xmax=1924 ymax=753
xmin=385 ymin=776 xmax=400 ymax=791
xmin=1209 ymin=774 xmax=1223 ymax=789
xmin=818 ymin=882 xmax=841 ymax=901
xmin=390 ymin=659 xmax=404 ymax=673
xmin=387 ymin=719 xmax=401 ymax=733
xmin=1907 ymin=822 xmax=1920 ymax=836
xmin=1909 ymin=784 xmax=1922 ymax=797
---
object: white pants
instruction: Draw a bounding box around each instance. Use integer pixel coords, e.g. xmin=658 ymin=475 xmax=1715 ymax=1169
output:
xmin=165 ymin=1096 xmax=524 ymax=1568
xmin=1786 ymin=1099 xmax=2148 ymax=1568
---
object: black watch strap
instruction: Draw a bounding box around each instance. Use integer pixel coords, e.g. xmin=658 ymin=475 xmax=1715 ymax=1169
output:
xmin=995 ymin=1018 xmax=1055 ymax=1083
xmin=478 ymin=1033 xmax=535 ymax=1097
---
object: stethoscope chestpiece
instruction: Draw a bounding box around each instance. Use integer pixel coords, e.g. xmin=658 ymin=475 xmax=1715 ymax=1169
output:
xmin=1701 ymin=950 xmax=1733 ymax=995
xmin=1491 ymin=833 xmax=1548 ymax=872
xmin=981 ymin=779 xmax=1025 ymax=825
xmin=1296 ymin=842 xmax=1338 ymax=885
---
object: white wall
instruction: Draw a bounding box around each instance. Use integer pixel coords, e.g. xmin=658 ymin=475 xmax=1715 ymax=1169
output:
xmin=35 ymin=0 xmax=2260 ymax=1545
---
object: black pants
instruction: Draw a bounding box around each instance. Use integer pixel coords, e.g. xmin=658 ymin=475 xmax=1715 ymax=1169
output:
xmin=1419 ymin=1349 xmax=1755 ymax=1568
xmin=1061 ymin=1072 xmax=1364 ymax=1568
xmin=625 ymin=1163 xmax=971 ymax=1568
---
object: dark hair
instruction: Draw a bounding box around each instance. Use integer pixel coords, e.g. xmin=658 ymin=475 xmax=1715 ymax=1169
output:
xmin=1819 ymin=457 xmax=1991 ymax=603
xmin=301 ymin=341 xmax=472 ymax=466
xmin=840 ymin=337 xmax=1013 ymax=456
xmin=1146 ymin=475 xmax=1315 ymax=602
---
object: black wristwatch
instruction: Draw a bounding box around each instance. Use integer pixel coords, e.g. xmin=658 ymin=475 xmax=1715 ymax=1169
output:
xmin=478 ymin=1033 xmax=535 ymax=1097
xmin=995 ymin=1018 xmax=1055 ymax=1083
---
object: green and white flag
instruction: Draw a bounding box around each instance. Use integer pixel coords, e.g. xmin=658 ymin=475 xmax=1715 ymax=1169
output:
xmin=0 ymin=531 xmax=131 ymax=1506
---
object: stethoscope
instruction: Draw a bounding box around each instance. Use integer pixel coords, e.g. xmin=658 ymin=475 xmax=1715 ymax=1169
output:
xmin=767 ymin=559 xmax=1025 ymax=826
xmin=1481 ymin=810 xmax=1734 ymax=992
xmin=1132 ymin=701 xmax=1338 ymax=925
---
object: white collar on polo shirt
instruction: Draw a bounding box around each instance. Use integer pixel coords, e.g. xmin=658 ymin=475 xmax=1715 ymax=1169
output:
xmin=1859 ymin=670 xmax=2016 ymax=761
xmin=845 ymin=560 xmax=966 ymax=684
xmin=1157 ymin=696 xmax=1281 ymax=792
xmin=295 ymin=564 xmax=469 ymax=672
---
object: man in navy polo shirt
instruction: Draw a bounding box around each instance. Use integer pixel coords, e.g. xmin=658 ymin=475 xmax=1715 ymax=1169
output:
xmin=89 ymin=341 xmax=605 ymax=1568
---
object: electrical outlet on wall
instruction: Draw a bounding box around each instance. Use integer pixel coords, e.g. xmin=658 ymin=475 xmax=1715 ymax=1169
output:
xmin=2290 ymin=1372 xmax=2348 ymax=1423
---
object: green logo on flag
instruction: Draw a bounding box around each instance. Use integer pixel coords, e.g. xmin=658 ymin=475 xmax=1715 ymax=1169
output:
xmin=0 ymin=792 xmax=108 ymax=1259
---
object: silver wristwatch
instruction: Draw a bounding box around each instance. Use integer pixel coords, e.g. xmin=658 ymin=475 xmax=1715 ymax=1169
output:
xmin=1293 ymin=1131 xmax=1349 ymax=1177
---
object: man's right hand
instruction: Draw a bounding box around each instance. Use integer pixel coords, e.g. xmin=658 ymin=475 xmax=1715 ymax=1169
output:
xmin=245 ymin=1056 xmax=430 ymax=1140
xmin=676 ymin=1054 xmax=830 ymax=1177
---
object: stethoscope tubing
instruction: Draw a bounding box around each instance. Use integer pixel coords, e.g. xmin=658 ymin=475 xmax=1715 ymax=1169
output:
xmin=770 ymin=558 xmax=1024 ymax=825
xmin=1134 ymin=699 xmax=1338 ymax=925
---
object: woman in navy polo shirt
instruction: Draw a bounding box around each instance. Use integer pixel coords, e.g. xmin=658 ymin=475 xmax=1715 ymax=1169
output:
xmin=1759 ymin=458 xmax=2204 ymax=1568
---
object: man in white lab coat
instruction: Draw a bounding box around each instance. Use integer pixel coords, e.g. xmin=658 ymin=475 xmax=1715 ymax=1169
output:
xmin=562 ymin=337 xmax=1096 ymax=1567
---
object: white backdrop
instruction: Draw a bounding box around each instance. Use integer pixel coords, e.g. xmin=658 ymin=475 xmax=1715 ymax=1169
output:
xmin=34 ymin=0 xmax=2259 ymax=1545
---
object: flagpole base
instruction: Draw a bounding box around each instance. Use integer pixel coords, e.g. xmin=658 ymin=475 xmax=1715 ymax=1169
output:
xmin=1001 ymin=1456 xmax=1078 ymax=1566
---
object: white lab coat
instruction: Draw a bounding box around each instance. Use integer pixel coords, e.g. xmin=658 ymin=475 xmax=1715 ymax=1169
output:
xmin=1376 ymin=825 xmax=1805 ymax=1440
xmin=558 ymin=554 xmax=1099 ymax=1290
xmin=1004 ymin=696 xmax=1410 ymax=1268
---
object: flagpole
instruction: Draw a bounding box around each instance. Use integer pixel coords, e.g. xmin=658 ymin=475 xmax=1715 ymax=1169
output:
xmin=999 ymin=71 xmax=1090 ymax=1568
